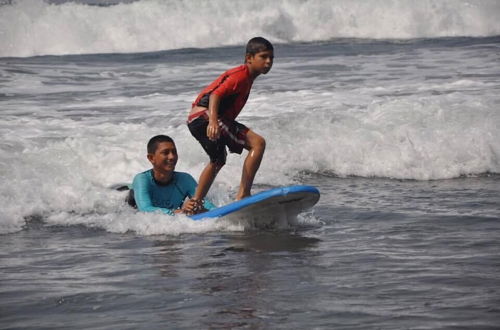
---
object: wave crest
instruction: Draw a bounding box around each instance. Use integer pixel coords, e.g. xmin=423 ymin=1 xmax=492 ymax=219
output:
xmin=2 ymin=0 xmax=500 ymax=57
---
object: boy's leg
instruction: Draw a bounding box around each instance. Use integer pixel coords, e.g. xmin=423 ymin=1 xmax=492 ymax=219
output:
xmin=188 ymin=117 xmax=226 ymax=202
xmin=236 ymin=129 xmax=266 ymax=200
xmin=194 ymin=161 xmax=223 ymax=201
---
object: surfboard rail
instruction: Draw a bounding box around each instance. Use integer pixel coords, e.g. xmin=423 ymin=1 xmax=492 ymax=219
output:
xmin=190 ymin=185 xmax=320 ymax=220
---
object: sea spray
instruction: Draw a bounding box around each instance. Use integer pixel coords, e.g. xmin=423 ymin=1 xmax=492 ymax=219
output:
xmin=1 ymin=0 xmax=500 ymax=57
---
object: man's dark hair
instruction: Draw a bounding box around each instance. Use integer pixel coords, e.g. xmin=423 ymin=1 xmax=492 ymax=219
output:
xmin=246 ymin=37 xmax=273 ymax=56
xmin=147 ymin=135 xmax=174 ymax=154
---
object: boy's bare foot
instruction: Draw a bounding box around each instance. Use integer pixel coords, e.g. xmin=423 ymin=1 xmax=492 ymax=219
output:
xmin=235 ymin=194 xmax=251 ymax=201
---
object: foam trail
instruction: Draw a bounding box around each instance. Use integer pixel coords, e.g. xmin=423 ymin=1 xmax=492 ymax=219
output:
xmin=1 ymin=0 xmax=500 ymax=57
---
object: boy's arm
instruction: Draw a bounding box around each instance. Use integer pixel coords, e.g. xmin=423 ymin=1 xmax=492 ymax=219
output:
xmin=207 ymin=93 xmax=221 ymax=141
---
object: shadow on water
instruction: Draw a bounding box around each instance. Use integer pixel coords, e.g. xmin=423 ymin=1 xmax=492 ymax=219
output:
xmin=221 ymin=231 xmax=321 ymax=253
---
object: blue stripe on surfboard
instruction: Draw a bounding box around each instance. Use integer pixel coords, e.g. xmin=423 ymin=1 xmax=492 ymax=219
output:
xmin=190 ymin=185 xmax=320 ymax=220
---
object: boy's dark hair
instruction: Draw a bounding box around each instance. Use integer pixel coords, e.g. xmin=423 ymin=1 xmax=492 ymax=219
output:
xmin=246 ymin=37 xmax=273 ymax=56
xmin=147 ymin=135 xmax=174 ymax=154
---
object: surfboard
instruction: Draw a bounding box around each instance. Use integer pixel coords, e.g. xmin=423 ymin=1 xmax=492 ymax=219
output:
xmin=190 ymin=185 xmax=320 ymax=228
xmin=112 ymin=184 xmax=320 ymax=228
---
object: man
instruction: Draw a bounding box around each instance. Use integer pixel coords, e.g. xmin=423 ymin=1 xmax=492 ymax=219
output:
xmin=129 ymin=135 xmax=215 ymax=215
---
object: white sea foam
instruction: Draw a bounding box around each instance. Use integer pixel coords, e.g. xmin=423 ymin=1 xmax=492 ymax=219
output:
xmin=1 ymin=0 xmax=500 ymax=57
xmin=0 ymin=116 xmax=323 ymax=234
xmin=2 ymin=80 xmax=497 ymax=235
xmin=246 ymin=92 xmax=499 ymax=183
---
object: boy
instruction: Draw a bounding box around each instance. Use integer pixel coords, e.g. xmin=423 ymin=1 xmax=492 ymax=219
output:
xmin=129 ymin=135 xmax=215 ymax=215
xmin=187 ymin=37 xmax=274 ymax=206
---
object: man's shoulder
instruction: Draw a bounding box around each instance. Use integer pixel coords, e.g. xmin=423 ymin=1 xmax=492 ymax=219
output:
xmin=134 ymin=169 xmax=151 ymax=179
xmin=174 ymin=171 xmax=196 ymax=182
xmin=174 ymin=171 xmax=197 ymax=190
xmin=132 ymin=169 xmax=152 ymax=185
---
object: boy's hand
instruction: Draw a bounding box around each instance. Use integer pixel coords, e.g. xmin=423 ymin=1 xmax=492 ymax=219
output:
xmin=207 ymin=120 xmax=221 ymax=141
xmin=181 ymin=198 xmax=206 ymax=215
xmin=180 ymin=199 xmax=196 ymax=215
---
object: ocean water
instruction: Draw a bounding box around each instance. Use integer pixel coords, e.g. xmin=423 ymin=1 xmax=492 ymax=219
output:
xmin=1 ymin=0 xmax=500 ymax=329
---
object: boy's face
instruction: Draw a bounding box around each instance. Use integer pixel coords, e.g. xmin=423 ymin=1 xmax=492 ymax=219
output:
xmin=247 ymin=50 xmax=274 ymax=75
xmin=147 ymin=141 xmax=178 ymax=174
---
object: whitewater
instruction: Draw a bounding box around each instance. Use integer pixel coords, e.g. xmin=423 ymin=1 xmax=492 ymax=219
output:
xmin=1 ymin=1 xmax=500 ymax=329
xmin=2 ymin=0 xmax=500 ymax=57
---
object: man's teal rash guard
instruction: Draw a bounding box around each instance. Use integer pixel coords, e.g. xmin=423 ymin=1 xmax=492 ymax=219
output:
xmin=132 ymin=169 xmax=215 ymax=215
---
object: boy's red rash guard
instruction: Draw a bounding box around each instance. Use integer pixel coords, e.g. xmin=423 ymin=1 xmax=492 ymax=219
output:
xmin=190 ymin=65 xmax=253 ymax=122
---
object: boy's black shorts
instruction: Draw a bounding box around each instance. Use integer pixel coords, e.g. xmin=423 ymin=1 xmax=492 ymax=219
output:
xmin=188 ymin=117 xmax=248 ymax=165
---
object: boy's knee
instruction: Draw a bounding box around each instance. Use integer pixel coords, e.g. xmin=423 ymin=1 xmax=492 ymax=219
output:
xmin=256 ymin=136 xmax=266 ymax=151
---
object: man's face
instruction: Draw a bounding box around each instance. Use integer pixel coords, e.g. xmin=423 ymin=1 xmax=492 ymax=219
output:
xmin=148 ymin=141 xmax=178 ymax=174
